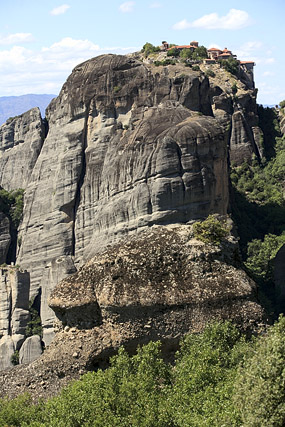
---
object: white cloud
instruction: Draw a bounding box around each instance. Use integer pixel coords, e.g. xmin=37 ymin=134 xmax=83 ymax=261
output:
xmin=173 ymin=9 xmax=251 ymax=30
xmin=173 ymin=19 xmax=191 ymax=30
xmin=0 ymin=33 xmax=34 ymax=45
xmin=149 ymin=2 xmax=162 ymax=8
xmin=235 ymin=41 xmax=276 ymax=65
xmin=0 ymin=38 xmax=138 ymax=96
xmin=50 ymin=4 xmax=70 ymax=16
xmin=42 ymin=37 xmax=100 ymax=54
xmin=119 ymin=1 xmax=135 ymax=13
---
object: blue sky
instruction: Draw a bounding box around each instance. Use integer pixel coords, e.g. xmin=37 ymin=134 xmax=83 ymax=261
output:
xmin=0 ymin=0 xmax=284 ymax=105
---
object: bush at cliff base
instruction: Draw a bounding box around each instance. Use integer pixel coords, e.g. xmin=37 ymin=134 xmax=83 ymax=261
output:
xmin=0 ymin=318 xmax=285 ymax=426
xmin=234 ymin=315 xmax=285 ymax=426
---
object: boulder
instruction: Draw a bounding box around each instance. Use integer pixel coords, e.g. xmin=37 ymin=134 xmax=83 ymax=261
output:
xmin=19 ymin=335 xmax=42 ymax=365
xmin=0 ymin=335 xmax=14 ymax=370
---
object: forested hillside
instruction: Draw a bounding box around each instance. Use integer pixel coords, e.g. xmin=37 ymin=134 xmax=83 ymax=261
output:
xmin=0 ymin=318 xmax=284 ymax=426
xmin=230 ymin=104 xmax=285 ymax=314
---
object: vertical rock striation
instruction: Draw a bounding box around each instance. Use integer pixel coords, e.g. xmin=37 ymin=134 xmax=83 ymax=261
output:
xmin=0 ymin=268 xmax=31 ymax=369
xmin=0 ymin=54 xmax=264 ymax=352
xmin=0 ymin=108 xmax=45 ymax=191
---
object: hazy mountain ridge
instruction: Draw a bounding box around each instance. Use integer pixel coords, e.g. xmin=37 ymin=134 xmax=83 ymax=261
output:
xmin=0 ymin=94 xmax=56 ymax=125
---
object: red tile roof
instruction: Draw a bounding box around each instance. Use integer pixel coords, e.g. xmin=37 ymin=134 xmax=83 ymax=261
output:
xmin=168 ymin=44 xmax=197 ymax=50
xmin=208 ymin=47 xmax=222 ymax=52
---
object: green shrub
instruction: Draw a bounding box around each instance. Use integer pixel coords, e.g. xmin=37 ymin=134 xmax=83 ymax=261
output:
xmin=0 ymin=393 xmax=45 ymax=426
xmin=166 ymin=47 xmax=180 ymax=57
xmin=141 ymin=42 xmax=160 ymax=57
xmin=170 ymin=321 xmax=247 ymax=426
xmin=154 ymin=59 xmax=176 ymax=66
xmin=0 ymin=188 xmax=24 ymax=228
xmin=192 ymin=65 xmax=200 ymax=71
xmin=219 ymin=57 xmax=240 ymax=76
xmin=193 ymin=215 xmax=230 ymax=245
xmin=245 ymin=232 xmax=285 ymax=283
xmin=25 ymin=303 xmax=43 ymax=338
xmin=180 ymin=48 xmax=192 ymax=59
xmin=113 ymin=85 xmax=121 ymax=93
xmin=234 ymin=316 xmax=285 ymax=426
xmin=205 ymin=69 xmax=215 ymax=77
xmin=231 ymin=82 xmax=238 ymax=95
xmin=11 ymin=350 xmax=19 ymax=366
xmin=1 ymin=318 xmax=285 ymax=426
xmin=192 ymin=45 xmax=208 ymax=60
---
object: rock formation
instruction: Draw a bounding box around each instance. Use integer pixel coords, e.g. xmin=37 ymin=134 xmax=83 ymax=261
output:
xmin=0 ymin=212 xmax=11 ymax=264
xmin=0 ymin=267 xmax=31 ymax=369
xmin=0 ymin=108 xmax=46 ymax=191
xmin=0 ymin=224 xmax=266 ymax=400
xmin=0 ymin=54 xmax=265 ymax=371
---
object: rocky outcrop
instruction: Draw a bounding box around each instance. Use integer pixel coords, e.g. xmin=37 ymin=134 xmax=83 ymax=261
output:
xmin=0 ymin=224 xmax=266 ymax=400
xmin=0 ymin=267 xmax=31 ymax=369
xmin=50 ymin=223 xmax=265 ymax=334
xmin=0 ymin=212 xmax=11 ymax=264
xmin=16 ymin=55 xmax=229 ymax=328
xmin=208 ymin=66 xmax=262 ymax=166
xmin=0 ymin=54 xmax=264 ymax=364
xmin=0 ymin=108 xmax=45 ymax=191
xmin=19 ymin=335 xmax=42 ymax=365
xmin=40 ymin=256 xmax=76 ymax=346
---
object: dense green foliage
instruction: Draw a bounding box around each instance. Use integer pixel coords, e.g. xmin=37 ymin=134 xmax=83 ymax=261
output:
xmin=234 ymin=316 xmax=285 ymax=426
xmin=166 ymin=47 xmax=180 ymax=57
xmin=191 ymin=65 xmax=200 ymax=72
xmin=10 ymin=350 xmax=19 ymax=366
xmin=0 ymin=188 xmax=24 ymax=228
xmin=219 ymin=57 xmax=240 ymax=76
xmin=25 ymin=306 xmax=43 ymax=338
xmin=193 ymin=215 xmax=229 ymax=246
xmin=1 ymin=319 xmax=285 ymax=426
xmin=141 ymin=42 xmax=160 ymax=57
xmin=257 ymin=105 xmax=281 ymax=159
xmin=230 ymin=106 xmax=284 ymax=310
xmin=205 ymin=69 xmax=215 ymax=78
xmin=167 ymin=45 xmax=208 ymax=61
xmin=154 ymin=59 xmax=176 ymax=66
xmin=245 ymin=233 xmax=285 ymax=284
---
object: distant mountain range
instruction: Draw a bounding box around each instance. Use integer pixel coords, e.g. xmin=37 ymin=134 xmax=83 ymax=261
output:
xmin=0 ymin=94 xmax=56 ymax=125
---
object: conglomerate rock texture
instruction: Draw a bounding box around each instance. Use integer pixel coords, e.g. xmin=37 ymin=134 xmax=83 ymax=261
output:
xmin=0 ymin=224 xmax=266 ymax=401
xmin=0 ymin=54 xmax=264 ymax=366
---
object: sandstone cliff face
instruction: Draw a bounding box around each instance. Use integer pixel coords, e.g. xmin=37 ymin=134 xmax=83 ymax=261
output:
xmin=0 ymin=108 xmax=45 ymax=191
xmin=17 ymin=56 xmax=229 ymax=295
xmin=0 ymin=268 xmax=34 ymax=370
xmin=0 ymin=212 xmax=11 ymax=264
xmin=0 ymin=224 xmax=266 ymax=400
xmin=0 ymin=54 xmax=263 ymax=358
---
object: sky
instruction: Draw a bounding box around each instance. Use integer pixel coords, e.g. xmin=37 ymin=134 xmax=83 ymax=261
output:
xmin=0 ymin=0 xmax=284 ymax=105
